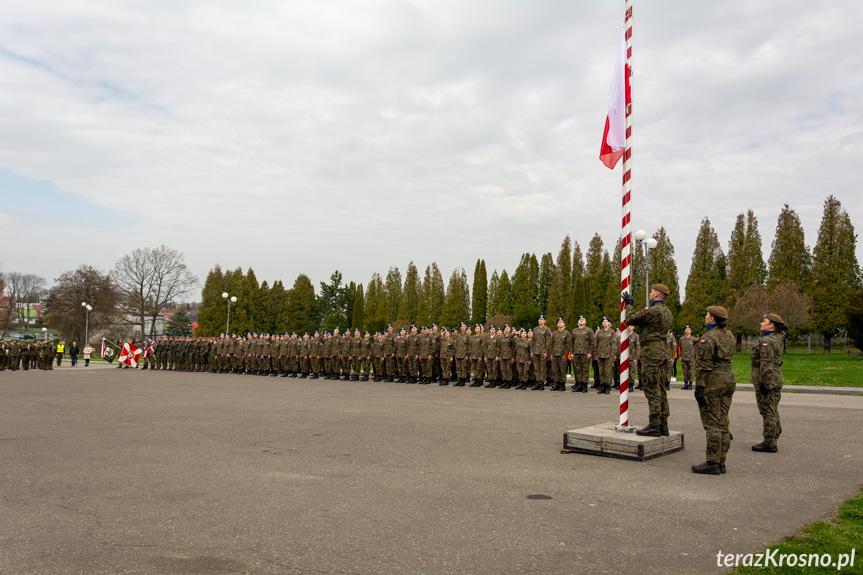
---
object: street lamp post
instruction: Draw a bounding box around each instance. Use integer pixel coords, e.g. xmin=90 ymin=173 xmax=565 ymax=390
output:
xmin=222 ymin=293 xmax=237 ymax=334
xmin=634 ymin=230 xmax=658 ymax=307
xmin=81 ymin=302 xmax=93 ymax=345
xmin=41 ymin=326 xmax=48 ymax=341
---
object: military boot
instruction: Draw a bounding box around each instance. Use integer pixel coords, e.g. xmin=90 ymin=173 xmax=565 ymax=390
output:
xmin=751 ymin=442 xmax=778 ymax=453
xmin=659 ymin=424 xmax=669 ymax=436
xmin=691 ymin=461 xmax=721 ymax=475
xmin=636 ymin=425 xmax=661 ymax=437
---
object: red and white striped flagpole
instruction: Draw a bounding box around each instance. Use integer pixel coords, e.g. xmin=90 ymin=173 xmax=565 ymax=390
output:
xmin=618 ymin=0 xmax=633 ymax=429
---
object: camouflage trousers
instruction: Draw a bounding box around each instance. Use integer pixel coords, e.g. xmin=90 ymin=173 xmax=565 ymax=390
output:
xmin=597 ymin=358 xmax=614 ymax=388
xmin=681 ymin=359 xmax=695 ymax=382
xmin=640 ymin=354 xmax=669 ymax=427
xmin=698 ymin=375 xmax=736 ymax=464
xmin=517 ymin=361 xmax=529 ymax=382
xmin=754 ymin=385 xmax=782 ymax=444
xmin=572 ymin=354 xmax=590 ymax=383
xmin=472 ymin=358 xmax=485 ymax=382
xmin=532 ymin=355 xmax=547 ymax=382
xmin=550 ymin=356 xmax=567 ymax=384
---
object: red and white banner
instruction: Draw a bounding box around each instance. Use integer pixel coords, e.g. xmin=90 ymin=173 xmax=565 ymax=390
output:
xmin=599 ymin=27 xmax=630 ymax=170
xmin=119 ymin=342 xmax=142 ymax=368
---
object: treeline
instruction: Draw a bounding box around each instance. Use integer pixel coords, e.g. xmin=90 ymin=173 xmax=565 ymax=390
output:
xmin=195 ymin=195 xmax=862 ymax=352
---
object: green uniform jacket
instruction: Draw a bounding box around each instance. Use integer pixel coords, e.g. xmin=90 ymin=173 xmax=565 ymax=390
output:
xmin=750 ymin=332 xmax=784 ymax=390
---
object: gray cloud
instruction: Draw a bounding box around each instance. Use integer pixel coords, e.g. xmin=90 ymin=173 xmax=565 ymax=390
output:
xmin=0 ymin=0 xmax=860 ymax=294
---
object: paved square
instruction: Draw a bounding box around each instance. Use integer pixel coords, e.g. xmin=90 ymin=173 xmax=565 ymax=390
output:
xmin=2 ymin=367 xmax=862 ymax=574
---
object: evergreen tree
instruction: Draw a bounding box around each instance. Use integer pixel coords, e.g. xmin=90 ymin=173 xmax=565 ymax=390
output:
xmin=425 ymin=263 xmax=445 ymax=325
xmin=380 ymin=267 xmax=402 ymax=324
xmin=364 ymin=273 xmax=386 ymax=333
xmin=487 ymin=270 xmax=500 ymax=316
xmin=537 ymin=253 xmax=554 ymax=315
xmin=572 ymin=242 xmax=585 ymax=279
xmin=352 ymin=284 xmax=365 ymax=332
xmin=269 ymin=280 xmax=289 ymax=334
xmin=512 ymin=253 xmax=540 ymax=329
xmin=603 ymin=237 xmax=623 ymax=322
xmin=767 ymin=203 xmax=811 ymax=289
xmin=471 ymin=259 xmax=488 ymax=326
xmin=680 ymin=218 xmax=727 ymax=331
xmin=166 ymin=309 xmax=193 ymax=337
xmin=496 ymin=270 xmax=513 ymax=315
xmin=442 ymin=267 xmax=471 ymax=326
xmin=231 ymin=268 xmax=260 ymax=334
xmin=318 ymin=271 xmax=351 ymax=321
xmin=649 ymin=227 xmax=682 ymax=320
xmin=196 ymin=265 xmax=225 ymax=337
xmin=809 ymin=195 xmax=861 ymax=352
xmin=845 ymin=286 xmax=863 ymax=351
xmin=398 ymin=262 xmax=421 ymax=324
xmin=258 ymin=281 xmax=271 ymax=333
xmin=345 ymin=281 xmax=357 ymax=328
xmin=584 ymin=234 xmax=606 ymax=326
xmin=286 ymin=274 xmax=316 ymax=334
xmin=546 ymin=235 xmax=573 ymax=325
xmin=727 ymin=210 xmax=767 ymax=308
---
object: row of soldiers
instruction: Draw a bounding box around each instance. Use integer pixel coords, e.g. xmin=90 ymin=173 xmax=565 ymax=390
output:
xmin=0 ymin=340 xmax=59 ymax=371
xmin=113 ymin=315 xmax=699 ymax=392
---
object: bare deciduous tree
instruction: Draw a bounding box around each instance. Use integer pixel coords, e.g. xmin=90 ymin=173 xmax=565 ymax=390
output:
xmin=5 ymin=271 xmax=47 ymax=332
xmin=45 ymin=265 xmax=121 ymax=343
xmin=113 ymin=245 xmax=199 ymax=337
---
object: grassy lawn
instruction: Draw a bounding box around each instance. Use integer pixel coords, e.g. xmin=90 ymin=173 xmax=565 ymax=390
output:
xmin=730 ymin=487 xmax=863 ymax=574
xmin=731 ymin=349 xmax=863 ymax=387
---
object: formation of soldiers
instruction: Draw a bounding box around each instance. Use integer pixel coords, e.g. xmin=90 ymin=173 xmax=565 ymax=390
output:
xmin=0 ymin=339 xmax=60 ymax=371
xmin=0 ymin=320 xmax=699 ymax=395
xmin=102 ymin=315 xmax=697 ymax=393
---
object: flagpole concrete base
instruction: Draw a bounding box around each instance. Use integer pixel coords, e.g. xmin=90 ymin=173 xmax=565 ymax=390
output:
xmin=562 ymin=422 xmax=684 ymax=462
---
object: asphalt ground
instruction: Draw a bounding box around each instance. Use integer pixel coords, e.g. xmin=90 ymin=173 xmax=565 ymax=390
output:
xmin=2 ymin=366 xmax=862 ymax=574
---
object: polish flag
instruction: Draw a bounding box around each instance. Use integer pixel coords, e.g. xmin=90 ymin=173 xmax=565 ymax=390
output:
xmin=599 ymin=28 xmax=630 ymax=169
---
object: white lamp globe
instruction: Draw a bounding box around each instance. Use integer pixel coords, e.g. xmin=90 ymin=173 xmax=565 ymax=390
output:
xmin=634 ymin=229 xmax=647 ymax=241
xmin=646 ymin=237 xmax=658 ymax=249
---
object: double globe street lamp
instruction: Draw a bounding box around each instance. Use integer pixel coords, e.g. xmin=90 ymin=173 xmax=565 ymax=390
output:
xmin=81 ymin=302 xmax=93 ymax=344
xmin=634 ymin=229 xmax=658 ymax=307
xmin=222 ymin=293 xmax=237 ymax=334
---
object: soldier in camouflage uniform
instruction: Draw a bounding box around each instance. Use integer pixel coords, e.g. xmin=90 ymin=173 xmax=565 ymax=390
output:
xmin=692 ymin=306 xmax=736 ymax=475
xmin=470 ymin=324 xmax=485 ymax=386
xmin=751 ymin=313 xmax=787 ymax=453
xmin=593 ymin=318 xmax=616 ymax=395
xmin=665 ymin=330 xmax=678 ymax=390
xmin=629 ymin=329 xmax=641 ymax=390
xmin=531 ymin=316 xmax=551 ymax=390
xmin=624 ymin=283 xmax=675 ymax=436
xmin=483 ymin=326 xmax=500 ymax=388
xmin=549 ymin=319 xmax=571 ymax=392
xmin=439 ymin=328 xmax=455 ymax=385
xmin=454 ymin=323 xmax=470 ymax=386
xmin=571 ymin=316 xmax=594 ymax=393
xmin=679 ymin=326 xmax=697 ymax=390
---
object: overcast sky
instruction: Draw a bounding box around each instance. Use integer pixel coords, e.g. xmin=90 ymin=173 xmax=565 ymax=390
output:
xmin=1 ymin=0 xmax=860 ymax=299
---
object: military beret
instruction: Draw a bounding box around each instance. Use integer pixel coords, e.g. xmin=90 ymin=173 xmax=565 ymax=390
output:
xmin=432 ymin=322 xmax=438 ymax=326
xmin=602 ymin=317 xmax=611 ymax=322
xmin=685 ymin=325 xmax=691 ymax=329
xmin=365 ymin=331 xmax=370 ymax=334
xmin=490 ymin=324 xmax=496 ymax=329
xmin=387 ymin=324 xmax=393 ymax=327
xmin=410 ymin=324 xmax=416 ymax=328
xmin=557 ymin=317 xmax=564 ymax=322
xmin=304 ymin=332 xmax=309 ymax=335
xmin=652 ymin=283 xmax=670 ymax=295
xmin=764 ymin=313 xmax=785 ymax=326
xmin=460 ymin=322 xmax=466 ymax=326
xmin=504 ymin=324 xmax=510 ymax=327
xmin=578 ymin=315 xmax=585 ymax=319
xmin=528 ymin=329 xmax=533 ymax=332
xmin=707 ymin=306 xmax=728 ymax=320
xmin=539 ymin=314 xmax=546 ymax=319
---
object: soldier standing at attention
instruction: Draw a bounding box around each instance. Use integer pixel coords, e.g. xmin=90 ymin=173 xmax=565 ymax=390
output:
xmin=499 ymin=325 xmax=516 ymax=389
xmin=751 ymin=313 xmax=788 ymax=453
xmin=593 ymin=318 xmax=616 ymax=395
xmin=439 ymin=328 xmax=454 ymax=385
xmin=629 ymin=328 xmax=641 ymax=390
xmin=679 ymin=326 xmax=697 ymax=390
xmin=692 ymin=306 xmax=736 ymax=475
xmin=623 ymin=284 xmax=675 ymax=437
xmin=550 ymin=318 xmax=571 ymax=392
xmin=469 ymin=324 xmax=485 ymax=387
xmin=665 ymin=330 xmax=678 ymax=390
xmin=454 ymin=323 xmax=470 ymax=386
xmin=531 ymin=315 xmax=551 ymax=390
xmin=571 ymin=316 xmax=594 ymax=393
